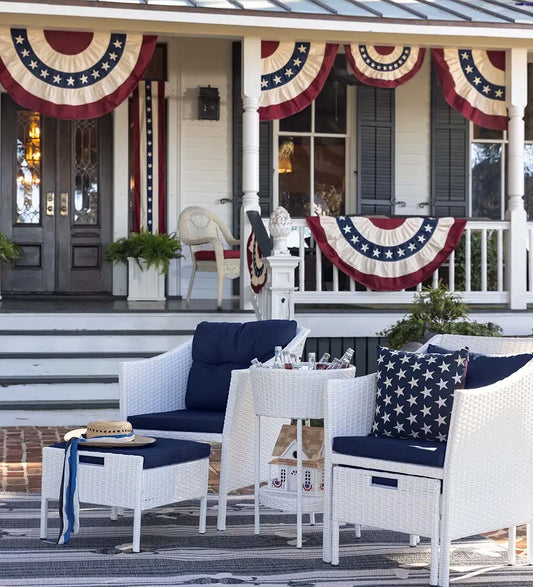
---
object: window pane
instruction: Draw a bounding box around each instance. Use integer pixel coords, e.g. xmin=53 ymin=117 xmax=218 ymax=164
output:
xmin=73 ymin=119 xmax=98 ymax=225
xmin=16 ymin=111 xmax=41 ymax=224
xmin=280 ymin=103 xmax=312 ymax=133
xmin=471 ymin=143 xmax=502 ymax=219
xmin=525 ymin=144 xmax=533 ymax=219
xmin=526 ymin=63 xmax=533 ymax=141
xmin=314 ymin=137 xmax=345 ymax=216
xmin=279 ymin=136 xmax=310 ymax=217
xmin=315 ymin=77 xmax=346 ymax=134
xmin=473 ymin=124 xmax=503 ymax=141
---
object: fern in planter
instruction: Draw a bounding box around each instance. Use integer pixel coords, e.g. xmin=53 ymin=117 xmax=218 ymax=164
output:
xmin=105 ymin=229 xmax=183 ymax=275
xmin=379 ymin=282 xmax=501 ymax=349
xmin=0 ymin=233 xmax=22 ymax=264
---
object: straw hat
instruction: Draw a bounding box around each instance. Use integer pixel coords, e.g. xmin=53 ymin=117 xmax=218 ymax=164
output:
xmin=64 ymin=420 xmax=155 ymax=448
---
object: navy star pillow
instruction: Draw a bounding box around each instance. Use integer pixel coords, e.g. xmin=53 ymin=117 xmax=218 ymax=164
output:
xmin=371 ymin=345 xmax=469 ymax=443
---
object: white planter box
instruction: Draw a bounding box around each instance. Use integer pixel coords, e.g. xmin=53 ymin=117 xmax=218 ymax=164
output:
xmin=127 ymin=258 xmax=165 ymax=301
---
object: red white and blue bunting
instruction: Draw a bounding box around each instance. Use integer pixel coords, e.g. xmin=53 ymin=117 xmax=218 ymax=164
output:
xmin=345 ymin=45 xmax=426 ymax=88
xmin=247 ymin=232 xmax=267 ymax=293
xmin=259 ymin=41 xmax=338 ymax=121
xmin=0 ymin=28 xmax=157 ymax=119
xmin=306 ymin=216 xmax=467 ymax=292
xmin=432 ymin=49 xmax=507 ymax=130
xmin=131 ymin=81 xmax=166 ymax=234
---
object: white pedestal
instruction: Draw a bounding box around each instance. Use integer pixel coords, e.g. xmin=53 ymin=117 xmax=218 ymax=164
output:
xmin=127 ymin=258 xmax=165 ymax=301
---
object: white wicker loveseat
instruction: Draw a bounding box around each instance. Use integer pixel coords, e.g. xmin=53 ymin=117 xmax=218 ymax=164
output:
xmin=120 ymin=320 xmax=309 ymax=531
xmin=323 ymin=334 xmax=533 ymax=587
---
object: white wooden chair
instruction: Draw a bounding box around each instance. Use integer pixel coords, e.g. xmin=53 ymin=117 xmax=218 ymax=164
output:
xmin=323 ymin=334 xmax=533 ymax=587
xmin=120 ymin=322 xmax=310 ymax=531
xmin=178 ymin=206 xmax=240 ymax=308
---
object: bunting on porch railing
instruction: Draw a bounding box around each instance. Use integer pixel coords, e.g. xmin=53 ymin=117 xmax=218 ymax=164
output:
xmin=259 ymin=41 xmax=338 ymax=120
xmin=131 ymin=80 xmax=166 ymax=234
xmin=0 ymin=28 xmax=157 ymax=119
xmin=432 ymin=49 xmax=507 ymax=130
xmin=344 ymin=45 xmax=425 ymax=88
xmin=306 ymin=216 xmax=467 ymax=292
xmin=247 ymin=232 xmax=267 ymax=293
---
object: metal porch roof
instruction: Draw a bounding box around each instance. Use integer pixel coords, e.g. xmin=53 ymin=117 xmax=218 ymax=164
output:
xmin=86 ymin=0 xmax=533 ymax=25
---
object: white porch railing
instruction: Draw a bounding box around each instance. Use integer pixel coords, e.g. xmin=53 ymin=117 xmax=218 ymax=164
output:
xmin=285 ymin=219 xmax=533 ymax=306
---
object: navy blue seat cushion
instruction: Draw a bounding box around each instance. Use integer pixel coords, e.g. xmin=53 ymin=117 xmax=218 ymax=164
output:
xmin=128 ymin=410 xmax=225 ymax=434
xmin=333 ymin=435 xmax=447 ymax=468
xmin=50 ymin=437 xmax=211 ymax=469
xmin=372 ymin=345 xmax=469 ymax=443
xmin=427 ymin=343 xmax=533 ymax=389
xmin=185 ymin=319 xmax=297 ymax=411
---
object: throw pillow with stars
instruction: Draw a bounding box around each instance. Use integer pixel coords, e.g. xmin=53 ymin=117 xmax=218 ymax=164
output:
xmin=371 ymin=345 xmax=469 ymax=443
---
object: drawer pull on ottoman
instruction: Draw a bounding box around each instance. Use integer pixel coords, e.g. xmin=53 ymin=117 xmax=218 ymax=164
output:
xmin=371 ymin=476 xmax=397 ymax=488
xmin=79 ymin=456 xmax=105 ymax=466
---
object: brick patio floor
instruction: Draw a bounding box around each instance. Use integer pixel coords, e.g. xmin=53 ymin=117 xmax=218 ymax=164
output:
xmin=0 ymin=426 xmax=527 ymax=557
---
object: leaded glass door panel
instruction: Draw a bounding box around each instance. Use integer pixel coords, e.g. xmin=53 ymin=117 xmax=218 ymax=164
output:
xmin=0 ymin=95 xmax=112 ymax=294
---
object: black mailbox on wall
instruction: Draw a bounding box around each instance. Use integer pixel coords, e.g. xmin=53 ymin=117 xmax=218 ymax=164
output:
xmin=198 ymin=86 xmax=220 ymax=120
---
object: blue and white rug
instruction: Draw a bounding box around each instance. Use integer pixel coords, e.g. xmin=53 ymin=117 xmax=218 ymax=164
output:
xmin=1 ymin=494 xmax=532 ymax=586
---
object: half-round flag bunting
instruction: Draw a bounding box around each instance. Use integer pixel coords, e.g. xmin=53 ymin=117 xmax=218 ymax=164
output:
xmin=345 ymin=45 xmax=425 ymax=88
xmin=247 ymin=232 xmax=267 ymax=293
xmin=259 ymin=41 xmax=338 ymax=121
xmin=0 ymin=28 xmax=157 ymax=119
xmin=306 ymin=216 xmax=467 ymax=292
xmin=432 ymin=48 xmax=507 ymax=130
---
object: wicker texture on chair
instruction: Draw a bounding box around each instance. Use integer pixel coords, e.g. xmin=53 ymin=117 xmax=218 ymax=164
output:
xmin=178 ymin=206 xmax=240 ymax=308
xmin=120 ymin=325 xmax=309 ymax=531
xmin=323 ymin=334 xmax=533 ymax=587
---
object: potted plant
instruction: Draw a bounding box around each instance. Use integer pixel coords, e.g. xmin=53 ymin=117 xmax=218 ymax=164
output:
xmin=379 ymin=282 xmax=502 ymax=349
xmin=0 ymin=232 xmax=22 ymax=300
xmin=105 ymin=229 xmax=183 ymax=301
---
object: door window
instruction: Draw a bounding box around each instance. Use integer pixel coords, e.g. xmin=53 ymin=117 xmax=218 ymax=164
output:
xmin=73 ymin=118 xmax=99 ymax=225
xmin=16 ymin=111 xmax=41 ymax=224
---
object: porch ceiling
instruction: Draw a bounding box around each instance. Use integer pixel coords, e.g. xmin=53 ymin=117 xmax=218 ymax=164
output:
xmin=32 ymin=0 xmax=533 ymax=25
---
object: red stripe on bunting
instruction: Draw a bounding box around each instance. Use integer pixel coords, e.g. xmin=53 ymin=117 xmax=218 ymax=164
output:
xmin=157 ymin=81 xmax=166 ymax=234
xmin=259 ymin=41 xmax=338 ymax=121
xmin=0 ymin=29 xmax=157 ymax=120
xmin=306 ymin=216 xmax=467 ymax=292
xmin=345 ymin=45 xmax=425 ymax=88
xmin=131 ymin=85 xmax=142 ymax=234
xmin=432 ymin=48 xmax=507 ymax=130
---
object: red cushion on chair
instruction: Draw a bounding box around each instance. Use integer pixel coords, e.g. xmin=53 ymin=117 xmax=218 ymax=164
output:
xmin=194 ymin=250 xmax=240 ymax=261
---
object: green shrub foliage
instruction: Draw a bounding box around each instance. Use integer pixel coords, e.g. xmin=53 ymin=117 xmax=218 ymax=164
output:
xmin=380 ymin=282 xmax=502 ymax=349
xmin=105 ymin=229 xmax=183 ymax=275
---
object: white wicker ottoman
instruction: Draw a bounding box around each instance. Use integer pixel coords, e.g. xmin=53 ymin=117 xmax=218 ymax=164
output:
xmin=331 ymin=465 xmax=441 ymax=585
xmin=40 ymin=437 xmax=210 ymax=552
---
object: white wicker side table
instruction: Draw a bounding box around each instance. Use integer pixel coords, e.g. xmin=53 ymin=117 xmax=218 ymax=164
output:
xmin=250 ymin=366 xmax=355 ymax=548
xmin=40 ymin=437 xmax=210 ymax=552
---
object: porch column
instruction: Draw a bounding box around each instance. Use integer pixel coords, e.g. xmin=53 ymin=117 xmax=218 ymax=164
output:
xmin=240 ymin=36 xmax=262 ymax=310
xmin=505 ymin=48 xmax=528 ymax=310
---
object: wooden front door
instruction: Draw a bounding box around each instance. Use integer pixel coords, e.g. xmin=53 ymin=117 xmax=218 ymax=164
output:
xmin=0 ymin=95 xmax=113 ymax=294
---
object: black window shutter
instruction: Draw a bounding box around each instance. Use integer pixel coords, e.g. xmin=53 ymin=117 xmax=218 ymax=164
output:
xmin=357 ymin=85 xmax=394 ymax=216
xmin=232 ymin=42 xmax=272 ymax=236
xmin=431 ymin=66 xmax=469 ymax=217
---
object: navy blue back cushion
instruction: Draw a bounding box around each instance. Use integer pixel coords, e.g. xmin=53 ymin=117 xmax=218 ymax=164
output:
xmin=185 ymin=320 xmax=297 ymax=411
xmin=427 ymin=343 xmax=533 ymax=389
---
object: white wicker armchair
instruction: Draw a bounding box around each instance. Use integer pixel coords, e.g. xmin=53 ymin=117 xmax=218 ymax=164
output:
xmin=120 ymin=325 xmax=309 ymax=531
xmin=323 ymin=334 xmax=533 ymax=587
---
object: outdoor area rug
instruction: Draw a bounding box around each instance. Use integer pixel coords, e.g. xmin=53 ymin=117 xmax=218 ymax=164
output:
xmin=1 ymin=494 xmax=532 ymax=587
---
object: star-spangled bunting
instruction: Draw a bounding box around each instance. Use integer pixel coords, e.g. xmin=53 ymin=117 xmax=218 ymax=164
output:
xmin=259 ymin=41 xmax=338 ymax=120
xmin=0 ymin=28 xmax=156 ymax=119
xmin=432 ymin=48 xmax=507 ymax=130
xmin=306 ymin=216 xmax=467 ymax=292
xmin=345 ymin=44 xmax=425 ymax=88
xmin=371 ymin=345 xmax=469 ymax=442
xmin=247 ymin=232 xmax=267 ymax=293
xmin=131 ymin=81 xmax=166 ymax=234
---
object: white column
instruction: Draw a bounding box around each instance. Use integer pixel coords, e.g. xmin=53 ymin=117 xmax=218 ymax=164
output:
xmin=240 ymin=36 xmax=262 ymax=309
xmin=505 ymin=48 xmax=528 ymax=310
